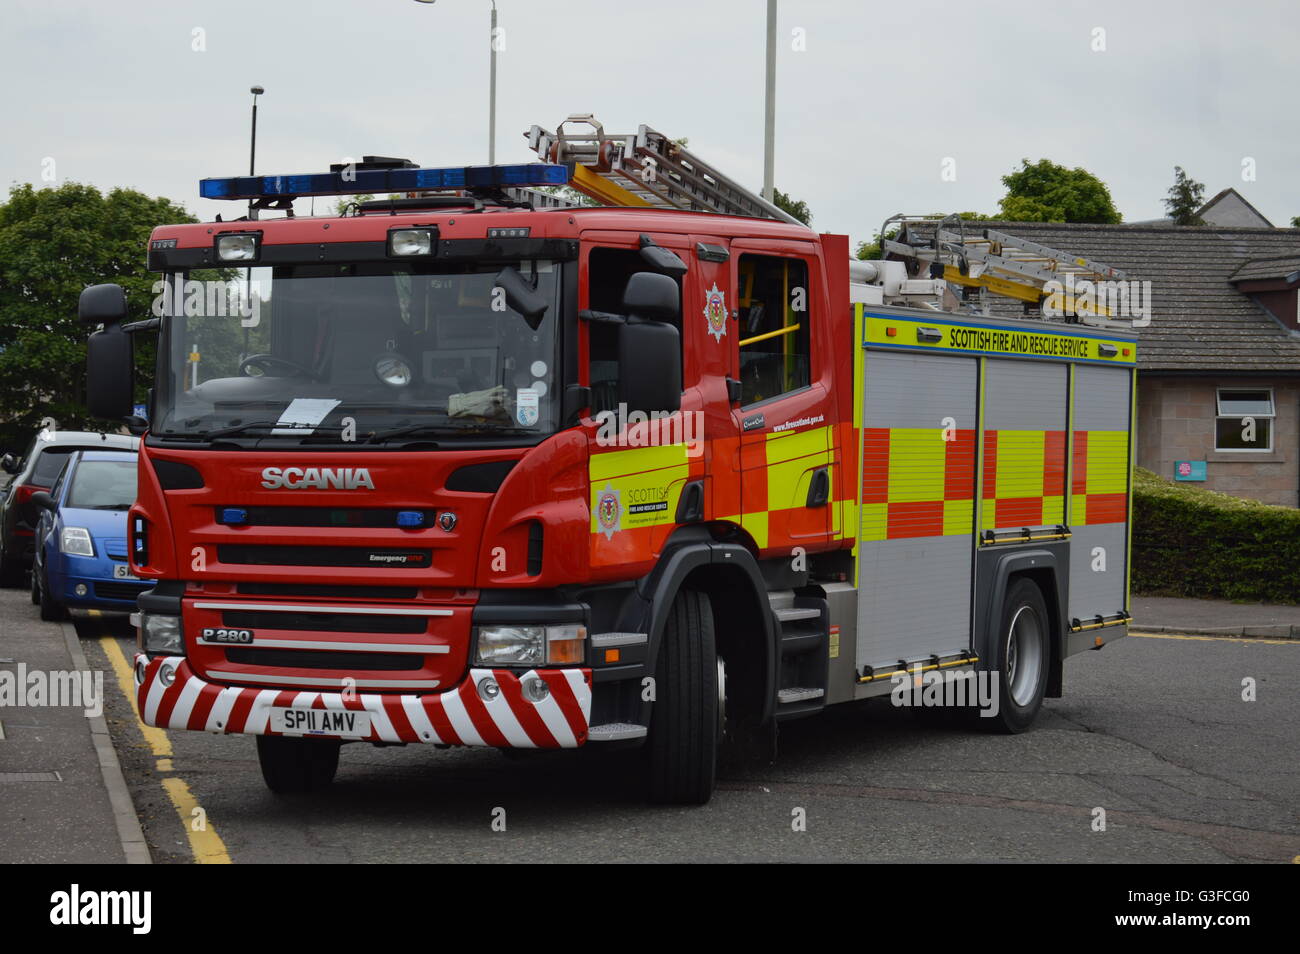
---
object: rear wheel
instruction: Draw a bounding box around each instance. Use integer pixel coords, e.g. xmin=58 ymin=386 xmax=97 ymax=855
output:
xmin=647 ymin=589 xmax=720 ymax=805
xmin=29 ymin=564 xmax=40 ymax=604
xmin=984 ymin=578 xmax=1049 ymax=734
xmin=256 ymin=735 xmax=341 ymax=794
xmin=0 ymin=534 xmax=23 ymax=588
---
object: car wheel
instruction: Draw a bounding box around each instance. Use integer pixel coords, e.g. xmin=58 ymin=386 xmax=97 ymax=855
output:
xmin=646 ymin=588 xmax=720 ymax=805
xmin=0 ymin=534 xmax=22 ymax=588
xmin=983 ymin=577 xmax=1049 ymax=734
xmin=38 ymin=566 xmax=68 ymax=622
xmin=30 ymin=565 xmax=40 ymax=604
xmin=256 ymin=735 xmax=341 ymax=794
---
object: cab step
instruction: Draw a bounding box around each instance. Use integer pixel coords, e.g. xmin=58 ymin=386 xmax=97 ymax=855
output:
xmin=769 ymin=591 xmax=831 ymax=722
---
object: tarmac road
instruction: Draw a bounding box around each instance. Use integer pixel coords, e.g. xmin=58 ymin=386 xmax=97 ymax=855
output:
xmin=27 ymin=590 xmax=1300 ymax=863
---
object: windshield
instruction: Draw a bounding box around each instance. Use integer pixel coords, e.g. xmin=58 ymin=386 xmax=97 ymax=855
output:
xmin=67 ymin=460 xmax=138 ymax=510
xmin=153 ymin=261 xmax=561 ymax=442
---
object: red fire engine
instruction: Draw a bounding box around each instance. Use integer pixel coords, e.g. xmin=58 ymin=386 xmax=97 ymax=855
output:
xmin=85 ymin=116 xmax=1136 ymax=803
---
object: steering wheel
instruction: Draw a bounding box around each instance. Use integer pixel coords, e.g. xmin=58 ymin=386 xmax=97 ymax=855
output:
xmin=239 ymin=354 xmax=315 ymax=378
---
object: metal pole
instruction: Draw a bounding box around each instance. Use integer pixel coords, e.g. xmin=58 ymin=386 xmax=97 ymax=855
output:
xmin=489 ymin=2 xmax=498 ymax=164
xmin=762 ymin=0 xmax=776 ymax=202
xmin=248 ymin=85 xmax=263 ymax=220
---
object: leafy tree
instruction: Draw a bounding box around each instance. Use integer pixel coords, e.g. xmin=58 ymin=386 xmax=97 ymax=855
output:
xmin=1292 ymin=215 xmax=1300 ymax=228
xmin=773 ymin=188 xmax=812 ymax=226
xmin=0 ymin=182 xmax=195 ymax=449
xmin=1163 ymin=167 xmax=1206 ymax=225
xmin=997 ymin=159 xmax=1122 ymax=223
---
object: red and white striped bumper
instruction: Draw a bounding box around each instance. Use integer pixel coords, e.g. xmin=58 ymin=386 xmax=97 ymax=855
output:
xmin=134 ymin=655 xmax=591 ymax=748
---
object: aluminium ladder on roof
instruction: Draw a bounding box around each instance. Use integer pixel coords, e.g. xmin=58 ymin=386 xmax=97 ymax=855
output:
xmin=880 ymin=213 xmax=1129 ymax=317
xmin=525 ymin=113 xmax=805 ymax=226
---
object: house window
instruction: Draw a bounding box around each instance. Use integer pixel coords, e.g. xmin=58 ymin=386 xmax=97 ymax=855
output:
xmin=1215 ymin=389 xmax=1274 ymax=451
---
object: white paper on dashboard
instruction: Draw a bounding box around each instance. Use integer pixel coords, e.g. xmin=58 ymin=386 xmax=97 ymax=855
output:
xmin=272 ymin=398 xmax=341 ymax=435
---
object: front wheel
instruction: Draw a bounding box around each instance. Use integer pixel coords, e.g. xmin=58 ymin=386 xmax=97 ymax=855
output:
xmin=646 ymin=589 xmax=721 ymax=805
xmin=256 ymin=735 xmax=341 ymax=794
xmin=37 ymin=566 xmax=67 ymax=622
xmin=984 ymin=578 xmax=1049 ymax=734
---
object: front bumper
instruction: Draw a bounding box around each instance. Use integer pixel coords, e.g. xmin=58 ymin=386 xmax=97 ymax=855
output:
xmin=134 ymin=654 xmax=592 ymax=748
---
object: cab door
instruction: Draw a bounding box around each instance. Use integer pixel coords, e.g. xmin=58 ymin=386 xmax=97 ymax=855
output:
xmin=724 ymin=242 xmax=834 ymax=556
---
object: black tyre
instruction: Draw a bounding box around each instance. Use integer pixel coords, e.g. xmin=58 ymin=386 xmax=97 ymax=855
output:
xmin=256 ymin=735 xmax=341 ymax=794
xmin=0 ymin=535 xmax=23 ymax=588
xmin=984 ymin=577 xmax=1050 ymax=734
xmin=647 ymin=588 xmax=720 ymax=805
xmin=37 ymin=567 xmax=67 ymax=622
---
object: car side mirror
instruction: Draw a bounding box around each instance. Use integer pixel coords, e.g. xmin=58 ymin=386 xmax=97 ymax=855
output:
xmin=30 ymin=491 xmax=57 ymax=513
xmin=618 ymin=320 xmax=681 ymax=416
xmin=0 ymin=454 xmax=16 ymax=475
xmin=493 ymin=266 xmax=548 ymax=330
xmin=621 ymin=272 xmax=680 ymax=322
xmin=86 ymin=322 xmax=135 ymax=420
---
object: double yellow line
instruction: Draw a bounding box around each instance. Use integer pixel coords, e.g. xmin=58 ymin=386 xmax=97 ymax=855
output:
xmin=95 ymin=615 xmax=231 ymax=864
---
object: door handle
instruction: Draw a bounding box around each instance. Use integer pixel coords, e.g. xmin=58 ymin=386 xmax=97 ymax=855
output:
xmin=806 ymin=467 xmax=830 ymax=507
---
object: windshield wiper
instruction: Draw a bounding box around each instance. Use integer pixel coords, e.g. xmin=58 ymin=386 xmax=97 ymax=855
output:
xmin=365 ymin=421 xmax=531 ymax=443
xmin=198 ymin=421 xmax=346 ymax=440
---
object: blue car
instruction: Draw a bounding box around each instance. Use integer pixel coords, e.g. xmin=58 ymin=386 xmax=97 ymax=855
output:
xmin=31 ymin=449 xmax=153 ymax=620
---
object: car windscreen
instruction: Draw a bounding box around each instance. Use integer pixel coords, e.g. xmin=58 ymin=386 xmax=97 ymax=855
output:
xmin=66 ymin=460 xmax=138 ymax=510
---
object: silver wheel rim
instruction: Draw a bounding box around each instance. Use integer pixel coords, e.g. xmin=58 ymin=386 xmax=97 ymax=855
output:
xmin=716 ymin=657 xmax=727 ymax=741
xmin=1005 ymin=605 xmax=1043 ymax=708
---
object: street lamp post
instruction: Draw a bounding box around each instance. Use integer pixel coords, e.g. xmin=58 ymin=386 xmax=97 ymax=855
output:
xmin=248 ymin=85 xmax=264 ymax=219
xmin=762 ymin=0 xmax=776 ymax=202
xmin=414 ymin=0 xmax=497 ymax=165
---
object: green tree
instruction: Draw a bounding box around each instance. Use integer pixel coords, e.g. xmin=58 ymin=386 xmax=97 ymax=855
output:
xmin=1291 ymin=215 xmax=1300 ymax=228
xmin=997 ymin=159 xmax=1122 ymax=223
xmin=0 ymin=182 xmax=194 ymax=448
xmin=773 ymin=188 xmax=812 ymax=226
xmin=1163 ymin=167 xmax=1206 ymax=225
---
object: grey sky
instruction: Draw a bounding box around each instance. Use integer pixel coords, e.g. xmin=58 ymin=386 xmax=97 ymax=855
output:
xmin=3 ymin=0 xmax=1297 ymax=246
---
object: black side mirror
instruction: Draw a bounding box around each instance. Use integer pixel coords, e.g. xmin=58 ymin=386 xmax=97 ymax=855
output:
xmin=80 ymin=283 xmax=129 ymax=326
xmin=86 ymin=322 xmax=135 ymax=420
xmin=618 ymin=320 xmax=681 ymax=415
xmin=0 ymin=454 xmax=17 ymax=476
xmin=493 ymin=266 xmax=548 ymax=330
xmin=622 ymin=272 xmax=680 ymax=322
xmin=30 ymin=491 xmax=57 ymax=513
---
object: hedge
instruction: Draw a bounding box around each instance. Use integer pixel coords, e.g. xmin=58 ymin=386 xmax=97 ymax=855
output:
xmin=1131 ymin=467 xmax=1300 ymax=603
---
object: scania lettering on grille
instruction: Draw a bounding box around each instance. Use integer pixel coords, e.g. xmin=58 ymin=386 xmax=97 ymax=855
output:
xmin=260 ymin=466 xmax=375 ymax=490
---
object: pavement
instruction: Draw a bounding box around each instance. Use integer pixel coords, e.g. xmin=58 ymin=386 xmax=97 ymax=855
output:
xmin=0 ymin=605 xmax=148 ymax=863
xmin=1133 ymin=595 xmax=1300 ymax=638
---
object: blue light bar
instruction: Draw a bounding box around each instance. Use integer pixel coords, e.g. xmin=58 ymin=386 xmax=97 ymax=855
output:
xmin=199 ymin=163 xmax=570 ymax=201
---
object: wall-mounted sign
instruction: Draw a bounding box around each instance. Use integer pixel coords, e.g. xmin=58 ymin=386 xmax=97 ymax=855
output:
xmin=1175 ymin=460 xmax=1206 ymax=482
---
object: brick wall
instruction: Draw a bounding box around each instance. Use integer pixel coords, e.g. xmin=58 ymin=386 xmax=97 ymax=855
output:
xmin=1136 ymin=375 xmax=1300 ymax=507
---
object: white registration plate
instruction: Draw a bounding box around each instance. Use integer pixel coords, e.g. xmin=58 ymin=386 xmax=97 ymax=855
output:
xmin=112 ymin=564 xmax=139 ymax=580
xmin=270 ymin=706 xmax=371 ymax=738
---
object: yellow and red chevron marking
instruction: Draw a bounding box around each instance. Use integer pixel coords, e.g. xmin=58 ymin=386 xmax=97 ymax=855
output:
xmin=981 ymin=429 xmax=1066 ymax=529
xmin=860 ymin=427 xmax=976 ymax=541
xmin=136 ymin=655 xmax=591 ymax=748
xmin=1071 ymin=430 xmax=1130 ymax=525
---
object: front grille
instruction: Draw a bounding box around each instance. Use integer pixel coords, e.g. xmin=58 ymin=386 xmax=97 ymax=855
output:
xmin=236 ymin=582 xmax=419 ymax=599
xmin=217 ymin=545 xmax=431 ymax=568
xmin=95 ymin=581 xmax=152 ymax=601
xmin=103 ymin=537 xmax=129 ymax=560
xmin=216 ymin=506 xmax=435 ymax=528
xmin=224 ymin=648 xmax=422 ymax=671
xmin=222 ymin=610 xmax=426 ymax=634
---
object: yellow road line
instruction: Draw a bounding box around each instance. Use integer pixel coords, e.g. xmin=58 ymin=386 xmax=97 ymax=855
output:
xmin=1130 ymin=631 xmax=1297 ymax=646
xmin=161 ymin=777 xmax=232 ymax=864
xmin=98 ymin=634 xmax=231 ymax=864
xmin=99 ymin=635 xmax=171 ymax=758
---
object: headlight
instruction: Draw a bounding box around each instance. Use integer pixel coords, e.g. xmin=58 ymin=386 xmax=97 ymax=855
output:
xmin=474 ymin=623 xmax=586 ymax=665
xmin=140 ymin=614 xmax=183 ymax=654
xmin=215 ymin=233 xmax=259 ymax=262
xmin=388 ymin=228 xmax=434 ymax=257
xmin=374 ymin=354 xmax=413 ymax=387
xmin=60 ymin=527 xmax=94 ymax=556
